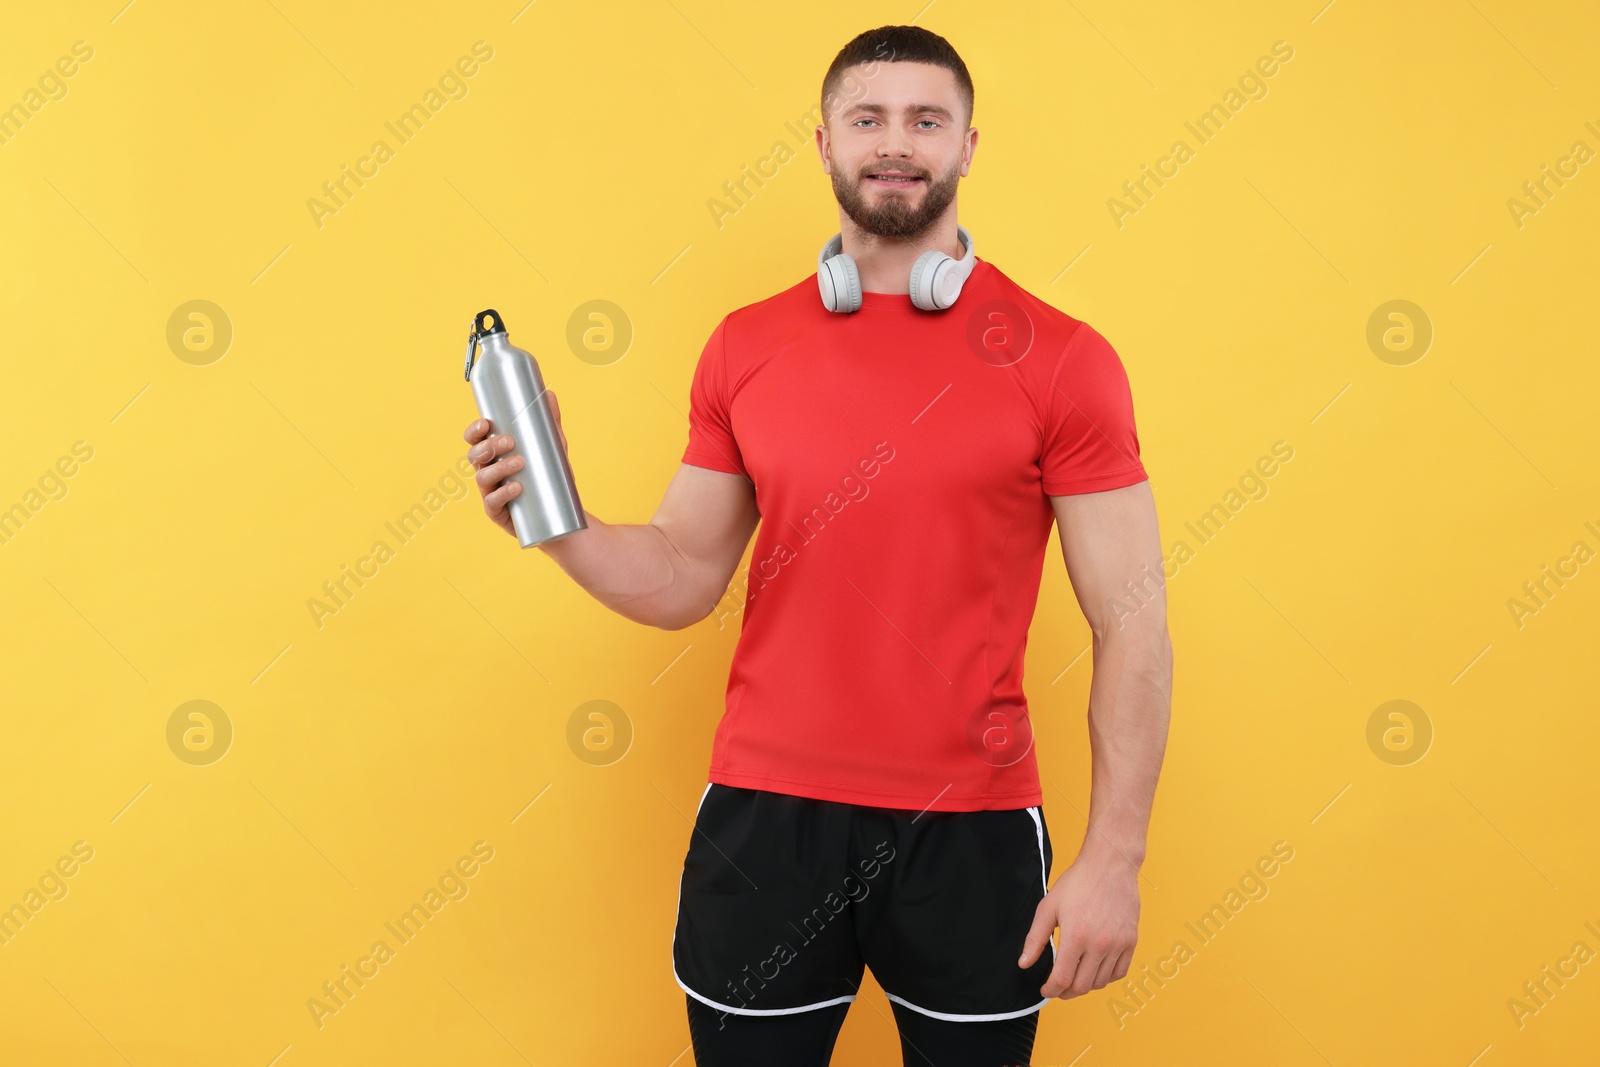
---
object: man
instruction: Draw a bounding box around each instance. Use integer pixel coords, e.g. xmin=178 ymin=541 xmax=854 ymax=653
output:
xmin=465 ymin=24 xmax=1171 ymax=1067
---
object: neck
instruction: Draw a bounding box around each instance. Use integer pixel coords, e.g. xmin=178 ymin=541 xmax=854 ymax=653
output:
xmin=841 ymin=216 xmax=964 ymax=295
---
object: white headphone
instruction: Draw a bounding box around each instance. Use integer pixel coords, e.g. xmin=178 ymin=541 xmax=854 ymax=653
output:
xmin=817 ymin=225 xmax=977 ymax=313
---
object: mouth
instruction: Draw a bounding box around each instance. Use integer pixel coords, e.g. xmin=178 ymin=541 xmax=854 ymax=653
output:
xmin=865 ymin=172 xmax=924 ymax=188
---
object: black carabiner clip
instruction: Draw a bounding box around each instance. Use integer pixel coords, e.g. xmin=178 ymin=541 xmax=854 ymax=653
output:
xmin=462 ymin=309 xmax=505 ymax=381
xmin=463 ymin=320 xmax=479 ymax=381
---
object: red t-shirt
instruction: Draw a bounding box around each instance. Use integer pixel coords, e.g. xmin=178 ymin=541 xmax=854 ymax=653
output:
xmin=681 ymin=257 xmax=1148 ymax=812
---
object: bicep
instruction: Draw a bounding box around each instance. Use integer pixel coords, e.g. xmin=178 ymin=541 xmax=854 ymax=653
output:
xmin=651 ymin=462 xmax=760 ymax=597
xmin=1050 ymin=480 xmax=1165 ymax=639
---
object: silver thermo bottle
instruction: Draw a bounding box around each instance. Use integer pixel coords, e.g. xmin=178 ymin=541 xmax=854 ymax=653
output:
xmin=463 ymin=308 xmax=587 ymax=548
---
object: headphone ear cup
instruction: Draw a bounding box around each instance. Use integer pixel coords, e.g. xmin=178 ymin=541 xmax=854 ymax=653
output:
xmin=909 ymin=251 xmax=953 ymax=311
xmin=821 ymin=252 xmax=861 ymax=313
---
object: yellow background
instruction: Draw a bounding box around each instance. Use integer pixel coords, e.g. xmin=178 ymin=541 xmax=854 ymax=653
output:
xmin=2 ymin=0 xmax=1597 ymax=1063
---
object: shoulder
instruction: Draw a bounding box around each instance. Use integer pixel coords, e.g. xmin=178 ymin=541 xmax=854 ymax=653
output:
xmin=720 ymin=273 xmax=820 ymax=344
xmin=974 ymin=260 xmax=1122 ymax=381
xmin=978 ymin=260 xmax=1088 ymax=339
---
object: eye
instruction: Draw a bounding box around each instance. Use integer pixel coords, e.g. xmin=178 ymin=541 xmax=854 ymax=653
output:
xmin=853 ymin=118 xmax=878 ymax=127
xmin=916 ymin=120 xmax=939 ymax=129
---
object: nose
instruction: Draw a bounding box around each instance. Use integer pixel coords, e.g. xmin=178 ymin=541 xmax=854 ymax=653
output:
xmin=877 ymin=123 xmax=912 ymax=160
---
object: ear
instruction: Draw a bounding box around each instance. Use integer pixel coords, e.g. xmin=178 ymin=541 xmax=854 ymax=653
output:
xmin=960 ymin=126 xmax=979 ymax=176
xmin=815 ymin=124 xmax=831 ymax=174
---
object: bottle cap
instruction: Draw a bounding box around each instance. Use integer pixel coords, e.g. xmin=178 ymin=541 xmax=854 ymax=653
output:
xmin=463 ymin=309 xmax=509 ymax=380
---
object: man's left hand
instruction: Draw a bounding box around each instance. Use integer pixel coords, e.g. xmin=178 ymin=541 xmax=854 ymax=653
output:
xmin=1016 ymin=851 xmax=1140 ymax=999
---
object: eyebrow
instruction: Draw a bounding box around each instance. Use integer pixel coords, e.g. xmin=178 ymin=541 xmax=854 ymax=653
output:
xmin=845 ymin=102 xmax=955 ymax=121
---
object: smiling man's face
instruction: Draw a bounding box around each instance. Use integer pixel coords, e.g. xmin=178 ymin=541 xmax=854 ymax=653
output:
xmin=820 ymin=60 xmax=976 ymax=241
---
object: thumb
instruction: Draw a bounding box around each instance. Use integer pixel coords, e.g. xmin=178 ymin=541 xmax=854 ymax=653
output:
xmin=546 ymin=388 xmax=568 ymax=453
xmin=1018 ymin=897 xmax=1057 ymax=968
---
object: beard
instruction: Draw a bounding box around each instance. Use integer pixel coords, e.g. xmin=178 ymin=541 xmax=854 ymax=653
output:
xmin=831 ymin=158 xmax=961 ymax=241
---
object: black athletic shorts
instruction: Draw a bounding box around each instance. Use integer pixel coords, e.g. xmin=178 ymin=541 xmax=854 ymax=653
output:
xmin=672 ymin=782 xmax=1055 ymax=1022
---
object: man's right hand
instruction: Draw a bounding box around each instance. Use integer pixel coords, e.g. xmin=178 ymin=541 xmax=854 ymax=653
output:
xmin=464 ymin=389 xmax=570 ymax=538
xmin=461 ymin=386 xmax=760 ymax=629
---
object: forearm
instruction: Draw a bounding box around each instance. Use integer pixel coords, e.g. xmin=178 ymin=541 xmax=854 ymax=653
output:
xmin=537 ymin=510 xmax=712 ymax=630
xmin=1078 ymin=623 xmax=1172 ymax=869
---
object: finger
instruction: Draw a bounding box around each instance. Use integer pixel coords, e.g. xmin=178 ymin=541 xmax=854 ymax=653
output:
xmin=550 ymin=395 xmax=568 ymax=454
xmin=475 ymin=454 xmax=524 ymax=495
xmin=1071 ymin=947 xmax=1108 ymax=996
xmin=1017 ymin=900 xmax=1056 ymax=969
xmin=1042 ymin=944 xmax=1084 ymax=999
xmin=484 ymin=480 xmax=522 ymax=520
xmin=1091 ymin=948 xmax=1121 ymax=991
xmin=469 ymin=433 xmax=515 ymax=469
xmin=467 ymin=431 xmax=498 ymax=466
xmin=463 ymin=418 xmax=492 ymax=445
xmin=1109 ymin=947 xmax=1133 ymax=984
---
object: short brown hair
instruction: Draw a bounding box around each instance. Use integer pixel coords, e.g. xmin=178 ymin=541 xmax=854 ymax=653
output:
xmin=820 ymin=25 xmax=974 ymax=129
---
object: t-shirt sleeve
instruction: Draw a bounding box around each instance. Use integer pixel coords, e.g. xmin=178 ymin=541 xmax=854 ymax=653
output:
xmin=681 ymin=315 xmax=750 ymax=479
xmin=1040 ymin=322 xmax=1149 ymax=495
